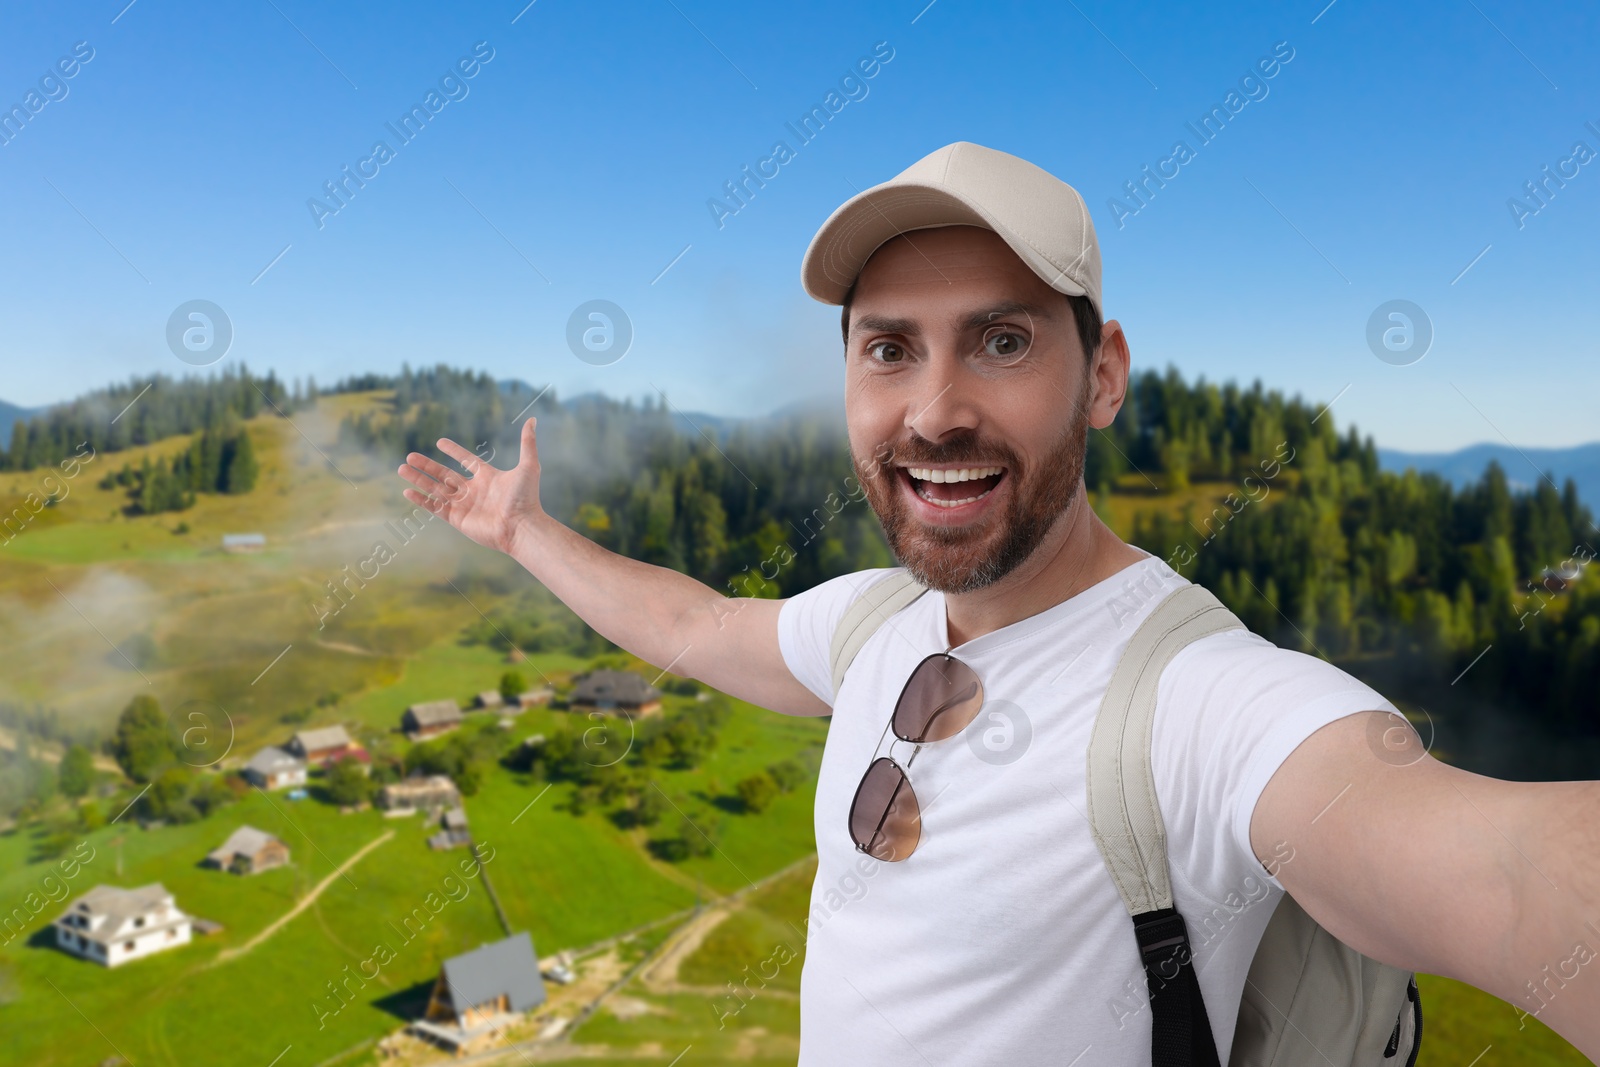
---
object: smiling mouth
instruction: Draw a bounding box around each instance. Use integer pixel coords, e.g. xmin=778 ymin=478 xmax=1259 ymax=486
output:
xmin=899 ymin=465 xmax=1007 ymax=509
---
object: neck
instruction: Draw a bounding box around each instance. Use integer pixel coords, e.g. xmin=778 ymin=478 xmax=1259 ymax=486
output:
xmin=942 ymin=483 xmax=1150 ymax=647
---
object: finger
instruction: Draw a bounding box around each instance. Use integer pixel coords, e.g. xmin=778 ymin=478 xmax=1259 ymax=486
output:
xmin=396 ymin=462 xmax=449 ymax=494
xmin=436 ymin=438 xmax=485 ymax=473
xmin=518 ymin=417 xmax=539 ymax=468
xmin=402 ymin=488 xmax=446 ymax=514
xmin=403 ymin=452 xmax=465 ymax=491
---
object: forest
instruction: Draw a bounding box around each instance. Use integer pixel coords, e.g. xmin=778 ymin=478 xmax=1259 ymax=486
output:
xmin=334 ymin=364 xmax=1600 ymax=775
xmin=1 ymin=362 xmax=1592 ymax=784
xmin=0 ymin=365 xmax=307 ymax=472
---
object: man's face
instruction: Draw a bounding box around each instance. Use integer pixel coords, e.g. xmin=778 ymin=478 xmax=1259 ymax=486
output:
xmin=844 ymin=225 xmax=1097 ymax=595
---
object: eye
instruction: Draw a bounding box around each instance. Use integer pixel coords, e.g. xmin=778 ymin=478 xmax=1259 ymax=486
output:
xmin=981 ymin=328 xmax=1029 ymax=360
xmin=866 ymin=340 xmax=908 ymax=364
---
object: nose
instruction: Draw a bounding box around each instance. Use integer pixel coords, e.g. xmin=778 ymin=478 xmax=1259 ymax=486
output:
xmin=906 ymin=350 xmax=980 ymax=442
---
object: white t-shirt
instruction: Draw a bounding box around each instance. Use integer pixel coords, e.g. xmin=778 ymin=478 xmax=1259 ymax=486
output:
xmin=777 ymin=553 xmax=1398 ymax=1067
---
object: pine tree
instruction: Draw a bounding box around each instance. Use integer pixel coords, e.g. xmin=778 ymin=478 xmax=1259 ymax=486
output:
xmin=223 ymin=431 xmax=257 ymax=494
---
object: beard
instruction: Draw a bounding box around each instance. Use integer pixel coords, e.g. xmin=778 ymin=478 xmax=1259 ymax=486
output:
xmin=851 ymin=386 xmax=1090 ymax=595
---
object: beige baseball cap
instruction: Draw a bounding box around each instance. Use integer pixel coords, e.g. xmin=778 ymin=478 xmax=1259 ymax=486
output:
xmin=801 ymin=141 xmax=1102 ymax=318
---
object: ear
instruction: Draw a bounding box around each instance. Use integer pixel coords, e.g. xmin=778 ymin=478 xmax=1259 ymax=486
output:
xmin=1087 ymin=320 xmax=1131 ymax=430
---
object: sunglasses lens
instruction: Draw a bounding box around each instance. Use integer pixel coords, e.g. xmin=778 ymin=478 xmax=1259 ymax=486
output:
xmin=893 ymin=654 xmax=985 ymax=744
xmin=849 ymin=757 xmax=921 ymax=862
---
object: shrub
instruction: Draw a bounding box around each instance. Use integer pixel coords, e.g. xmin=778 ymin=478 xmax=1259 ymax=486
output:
xmin=323 ymin=756 xmax=369 ymax=806
xmin=58 ymin=744 xmax=95 ymax=799
xmin=767 ymin=758 xmax=807 ymax=793
xmin=736 ymin=772 xmax=778 ymax=814
xmin=112 ymin=695 xmax=177 ymax=783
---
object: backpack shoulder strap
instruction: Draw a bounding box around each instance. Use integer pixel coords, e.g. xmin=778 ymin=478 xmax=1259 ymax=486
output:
xmin=1086 ymin=581 xmax=1245 ymax=914
xmin=827 ymin=569 xmax=930 ymax=702
xmin=1087 ymin=583 xmax=1423 ymax=1067
xmin=1087 ymin=581 xmax=1245 ymax=1067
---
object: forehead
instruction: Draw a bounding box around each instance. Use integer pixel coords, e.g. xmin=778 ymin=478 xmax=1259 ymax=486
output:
xmin=849 ymin=225 xmax=1062 ymax=318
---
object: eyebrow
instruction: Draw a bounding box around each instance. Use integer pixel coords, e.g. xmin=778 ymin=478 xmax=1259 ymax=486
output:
xmin=850 ymin=300 xmax=1056 ymax=340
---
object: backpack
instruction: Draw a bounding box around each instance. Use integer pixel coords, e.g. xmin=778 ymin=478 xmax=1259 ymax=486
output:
xmin=827 ymin=568 xmax=1423 ymax=1067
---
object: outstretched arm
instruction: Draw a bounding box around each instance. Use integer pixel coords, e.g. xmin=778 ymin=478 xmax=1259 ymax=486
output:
xmin=397 ymin=418 xmax=829 ymax=717
xmin=1251 ymin=711 xmax=1600 ymax=1059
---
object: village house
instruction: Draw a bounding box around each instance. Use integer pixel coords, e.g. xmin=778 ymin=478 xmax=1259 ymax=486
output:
xmin=516 ymin=686 xmax=554 ymax=710
xmin=241 ymin=746 xmax=307 ymax=790
xmin=378 ymin=774 xmax=462 ymax=815
xmin=474 ymin=690 xmax=503 ymax=710
xmin=287 ymin=725 xmax=366 ymax=766
xmin=205 ymin=826 xmax=290 ymax=875
xmin=569 ymin=670 xmax=662 ymax=718
xmin=409 ymin=932 xmax=547 ymax=1054
xmin=403 ymin=700 xmax=464 ymax=740
xmin=53 ymin=884 xmax=192 ymax=967
xmin=428 ymin=807 xmax=472 ymax=851
xmin=221 ymin=533 xmax=266 ymax=553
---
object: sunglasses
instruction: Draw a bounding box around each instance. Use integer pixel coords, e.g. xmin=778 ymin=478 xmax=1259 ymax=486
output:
xmin=848 ymin=651 xmax=986 ymax=861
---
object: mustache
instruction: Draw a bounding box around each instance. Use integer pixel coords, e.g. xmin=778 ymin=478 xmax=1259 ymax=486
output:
xmin=865 ymin=434 xmax=1019 ymax=472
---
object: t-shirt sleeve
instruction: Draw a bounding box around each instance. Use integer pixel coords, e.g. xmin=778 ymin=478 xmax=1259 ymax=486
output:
xmin=776 ymin=568 xmax=901 ymax=708
xmin=1153 ymin=627 xmax=1401 ymax=901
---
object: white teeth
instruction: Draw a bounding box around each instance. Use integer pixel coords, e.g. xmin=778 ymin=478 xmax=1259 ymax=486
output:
xmin=904 ymin=466 xmax=1003 ymax=484
xmin=918 ymin=488 xmax=987 ymax=507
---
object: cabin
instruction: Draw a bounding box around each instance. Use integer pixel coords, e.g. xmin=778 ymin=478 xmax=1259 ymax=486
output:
xmin=221 ymin=533 xmax=266 ymax=553
xmin=205 ymin=826 xmax=290 ymax=875
xmin=403 ymin=700 xmax=464 ymax=740
xmin=409 ymin=932 xmax=547 ymax=1053
xmin=378 ymin=774 xmax=462 ymax=815
xmin=568 ymin=670 xmax=662 ymax=718
xmin=474 ymin=690 xmax=504 ymax=710
xmin=53 ymin=884 xmax=192 ymax=967
xmin=516 ymin=687 xmax=554 ymax=710
xmin=241 ymin=746 xmax=307 ymax=790
xmin=428 ymin=807 xmax=472 ymax=851
xmin=287 ymin=725 xmax=365 ymax=766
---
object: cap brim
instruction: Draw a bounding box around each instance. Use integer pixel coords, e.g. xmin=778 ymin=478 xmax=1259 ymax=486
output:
xmin=801 ymin=181 xmax=1090 ymax=306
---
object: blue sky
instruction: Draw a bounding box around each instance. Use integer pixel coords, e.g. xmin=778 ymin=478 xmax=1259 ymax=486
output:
xmin=1 ymin=0 xmax=1597 ymax=451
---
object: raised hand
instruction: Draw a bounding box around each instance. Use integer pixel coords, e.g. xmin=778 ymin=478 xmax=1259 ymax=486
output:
xmin=396 ymin=418 xmax=544 ymax=555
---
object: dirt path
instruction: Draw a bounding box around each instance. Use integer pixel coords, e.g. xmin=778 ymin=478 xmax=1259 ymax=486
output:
xmin=635 ymin=906 xmax=732 ymax=994
xmin=212 ymin=829 xmax=395 ymax=963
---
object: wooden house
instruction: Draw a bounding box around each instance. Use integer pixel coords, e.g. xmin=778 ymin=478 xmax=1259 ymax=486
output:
xmin=378 ymin=774 xmax=462 ymax=815
xmin=568 ymin=670 xmax=662 ymax=718
xmin=241 ymin=746 xmax=307 ymax=790
xmin=516 ymin=687 xmax=554 ymax=710
xmin=403 ymin=700 xmax=464 ymax=740
xmin=408 ymin=932 xmax=546 ymax=1053
xmin=428 ymin=807 xmax=472 ymax=851
xmin=287 ymin=725 xmax=365 ymax=766
xmin=205 ymin=826 xmax=290 ymax=875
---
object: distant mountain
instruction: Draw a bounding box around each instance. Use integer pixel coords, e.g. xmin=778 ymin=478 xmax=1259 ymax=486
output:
xmin=497 ymin=381 xmax=842 ymax=444
xmin=0 ymin=399 xmax=39 ymax=443
xmin=1378 ymin=442 xmax=1600 ymax=516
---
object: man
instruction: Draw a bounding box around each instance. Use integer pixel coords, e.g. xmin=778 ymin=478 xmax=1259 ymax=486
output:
xmin=398 ymin=142 xmax=1599 ymax=1064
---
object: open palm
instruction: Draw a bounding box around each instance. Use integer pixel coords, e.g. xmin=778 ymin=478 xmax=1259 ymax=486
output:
xmin=396 ymin=418 xmax=544 ymax=555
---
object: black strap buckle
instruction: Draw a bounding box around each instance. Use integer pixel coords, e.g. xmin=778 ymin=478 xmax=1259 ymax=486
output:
xmin=1130 ymin=907 xmax=1220 ymax=1067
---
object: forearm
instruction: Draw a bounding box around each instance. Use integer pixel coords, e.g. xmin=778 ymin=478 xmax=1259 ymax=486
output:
xmin=1492 ymin=779 xmax=1600 ymax=1055
xmin=507 ymin=510 xmax=722 ymax=676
